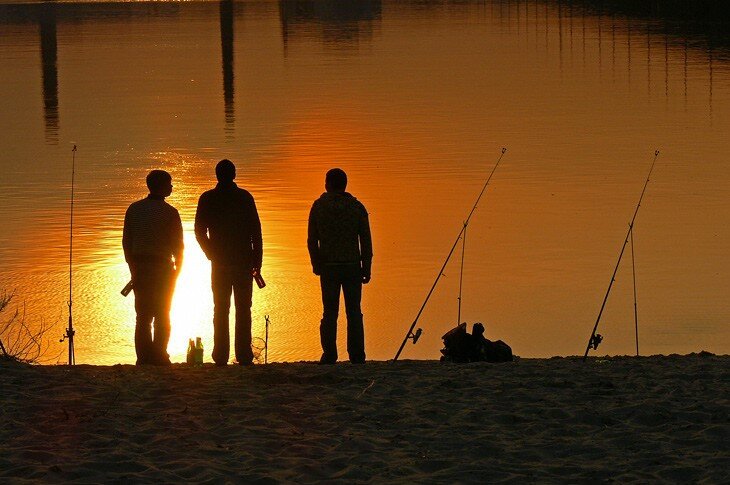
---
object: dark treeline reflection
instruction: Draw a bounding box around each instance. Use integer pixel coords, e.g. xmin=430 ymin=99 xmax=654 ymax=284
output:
xmin=1 ymin=0 xmax=727 ymax=143
xmin=0 ymin=2 xmax=184 ymax=24
xmin=279 ymin=0 xmax=382 ymax=48
xmin=547 ymin=0 xmax=730 ymax=59
xmin=579 ymin=0 xmax=730 ymax=18
xmin=381 ymin=1 xmax=730 ymax=58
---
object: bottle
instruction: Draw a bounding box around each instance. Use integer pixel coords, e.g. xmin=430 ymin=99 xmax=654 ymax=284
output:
xmin=186 ymin=339 xmax=195 ymax=365
xmin=194 ymin=337 xmax=204 ymax=367
xmin=253 ymin=269 xmax=266 ymax=289
xmin=120 ymin=280 xmax=133 ymax=297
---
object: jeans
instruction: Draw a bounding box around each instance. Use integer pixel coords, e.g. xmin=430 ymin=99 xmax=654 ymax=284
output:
xmin=133 ymin=263 xmax=175 ymax=364
xmin=212 ymin=264 xmax=254 ymax=365
xmin=320 ymin=264 xmax=365 ymax=363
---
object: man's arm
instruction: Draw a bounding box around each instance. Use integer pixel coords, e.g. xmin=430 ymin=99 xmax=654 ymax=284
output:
xmin=122 ymin=207 xmax=132 ymax=263
xmin=249 ymin=197 xmax=263 ymax=270
xmin=307 ymin=204 xmax=321 ymax=275
xmin=194 ymin=194 xmax=211 ymax=259
xmin=359 ymin=206 xmax=373 ymax=284
xmin=172 ymin=209 xmax=184 ymax=274
xmin=122 ymin=206 xmax=136 ymax=280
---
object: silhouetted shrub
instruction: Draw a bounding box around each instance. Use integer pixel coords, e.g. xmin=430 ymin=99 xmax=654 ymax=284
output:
xmin=0 ymin=291 xmax=59 ymax=364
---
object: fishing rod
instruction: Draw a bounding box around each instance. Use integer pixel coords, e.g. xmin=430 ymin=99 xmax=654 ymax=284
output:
xmin=583 ymin=150 xmax=660 ymax=362
xmin=393 ymin=147 xmax=507 ymax=362
xmin=60 ymin=144 xmax=77 ymax=365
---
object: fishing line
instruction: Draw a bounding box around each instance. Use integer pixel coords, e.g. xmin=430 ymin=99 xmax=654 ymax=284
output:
xmin=630 ymin=226 xmax=639 ymax=357
xmin=583 ymin=150 xmax=660 ymax=361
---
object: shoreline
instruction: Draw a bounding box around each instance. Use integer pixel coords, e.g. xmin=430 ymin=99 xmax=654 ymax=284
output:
xmin=2 ymin=354 xmax=728 ymax=483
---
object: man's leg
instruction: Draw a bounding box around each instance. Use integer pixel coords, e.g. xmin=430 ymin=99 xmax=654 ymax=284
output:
xmin=134 ymin=313 xmax=154 ymax=365
xmin=133 ymin=268 xmax=155 ymax=365
xmin=151 ymin=266 xmax=174 ymax=364
xmin=319 ymin=267 xmax=341 ymax=363
xmin=212 ymin=265 xmax=233 ymax=365
xmin=342 ymin=265 xmax=365 ymax=364
xmin=232 ymin=273 xmax=254 ymax=365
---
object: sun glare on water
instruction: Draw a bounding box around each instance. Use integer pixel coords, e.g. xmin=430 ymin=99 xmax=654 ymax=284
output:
xmin=168 ymin=231 xmax=215 ymax=362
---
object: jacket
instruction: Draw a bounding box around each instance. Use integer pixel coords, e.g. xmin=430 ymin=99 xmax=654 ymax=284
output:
xmin=194 ymin=181 xmax=263 ymax=268
xmin=307 ymin=191 xmax=372 ymax=274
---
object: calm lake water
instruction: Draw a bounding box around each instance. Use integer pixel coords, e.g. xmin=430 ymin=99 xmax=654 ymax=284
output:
xmin=1 ymin=0 xmax=728 ymax=364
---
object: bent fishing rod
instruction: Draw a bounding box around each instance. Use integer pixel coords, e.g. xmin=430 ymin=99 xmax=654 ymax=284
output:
xmin=393 ymin=147 xmax=507 ymax=362
xmin=582 ymin=150 xmax=660 ymax=362
xmin=60 ymin=144 xmax=77 ymax=365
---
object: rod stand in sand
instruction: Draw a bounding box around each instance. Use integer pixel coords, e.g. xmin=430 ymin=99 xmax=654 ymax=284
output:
xmin=456 ymin=221 xmax=467 ymax=326
xmin=630 ymin=225 xmax=640 ymax=357
xmin=583 ymin=150 xmax=660 ymax=362
xmin=393 ymin=147 xmax=507 ymax=362
xmin=59 ymin=144 xmax=77 ymax=366
xmin=264 ymin=315 xmax=270 ymax=364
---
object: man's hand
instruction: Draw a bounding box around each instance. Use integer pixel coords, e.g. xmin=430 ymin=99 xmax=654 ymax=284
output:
xmin=361 ymin=261 xmax=371 ymax=284
xmin=312 ymin=264 xmax=321 ymax=276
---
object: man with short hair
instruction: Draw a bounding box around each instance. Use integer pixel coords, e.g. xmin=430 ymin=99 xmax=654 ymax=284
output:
xmin=308 ymin=168 xmax=373 ymax=364
xmin=123 ymin=170 xmax=184 ymax=365
xmin=195 ymin=159 xmax=263 ymax=366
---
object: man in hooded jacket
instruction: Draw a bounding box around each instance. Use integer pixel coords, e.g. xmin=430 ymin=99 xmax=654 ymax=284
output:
xmin=308 ymin=168 xmax=373 ymax=364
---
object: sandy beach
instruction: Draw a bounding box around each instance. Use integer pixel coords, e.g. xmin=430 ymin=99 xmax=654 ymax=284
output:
xmin=1 ymin=354 xmax=727 ymax=483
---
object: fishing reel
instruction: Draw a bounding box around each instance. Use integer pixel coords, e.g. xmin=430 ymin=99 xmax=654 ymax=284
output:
xmin=59 ymin=322 xmax=74 ymax=344
xmin=408 ymin=328 xmax=423 ymax=344
xmin=589 ymin=333 xmax=603 ymax=350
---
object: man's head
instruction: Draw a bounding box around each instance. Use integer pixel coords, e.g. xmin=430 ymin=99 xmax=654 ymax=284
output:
xmin=216 ymin=159 xmax=236 ymax=182
xmin=146 ymin=170 xmax=173 ymax=198
xmin=325 ymin=168 xmax=347 ymax=193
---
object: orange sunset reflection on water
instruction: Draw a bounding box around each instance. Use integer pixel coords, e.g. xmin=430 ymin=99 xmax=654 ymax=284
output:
xmin=1 ymin=0 xmax=729 ymax=364
xmin=100 ymin=112 xmax=410 ymax=365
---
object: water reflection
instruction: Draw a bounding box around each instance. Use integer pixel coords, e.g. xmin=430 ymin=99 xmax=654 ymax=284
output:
xmin=511 ymin=1 xmax=725 ymax=115
xmin=278 ymin=0 xmax=381 ymax=50
xmin=0 ymin=0 xmax=725 ymax=143
xmin=578 ymin=0 xmax=730 ymax=58
xmin=39 ymin=2 xmax=58 ymax=144
xmin=220 ymin=0 xmax=235 ymax=135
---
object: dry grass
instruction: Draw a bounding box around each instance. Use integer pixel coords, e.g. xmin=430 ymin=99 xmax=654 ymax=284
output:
xmin=0 ymin=290 xmax=60 ymax=364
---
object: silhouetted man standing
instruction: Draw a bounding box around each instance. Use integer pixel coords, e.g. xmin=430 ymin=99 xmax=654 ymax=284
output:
xmin=195 ymin=159 xmax=263 ymax=366
xmin=123 ymin=170 xmax=183 ymax=365
xmin=308 ymin=168 xmax=372 ymax=364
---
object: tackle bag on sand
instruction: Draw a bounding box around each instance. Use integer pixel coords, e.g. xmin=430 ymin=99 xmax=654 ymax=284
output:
xmin=440 ymin=322 xmax=513 ymax=363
